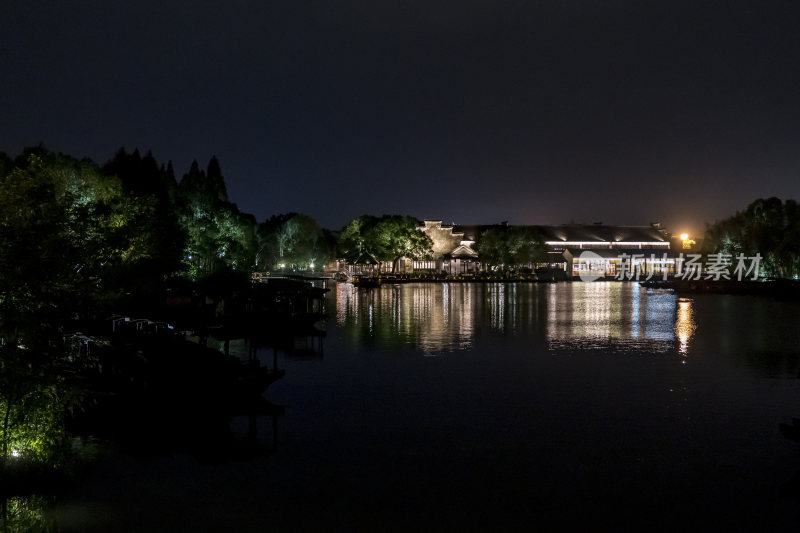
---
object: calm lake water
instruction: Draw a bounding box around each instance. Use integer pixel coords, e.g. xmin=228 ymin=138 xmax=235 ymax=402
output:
xmin=53 ymin=282 xmax=800 ymax=532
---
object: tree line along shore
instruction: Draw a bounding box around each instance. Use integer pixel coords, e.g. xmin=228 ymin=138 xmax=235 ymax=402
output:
xmin=2 ymin=145 xmax=799 ymax=508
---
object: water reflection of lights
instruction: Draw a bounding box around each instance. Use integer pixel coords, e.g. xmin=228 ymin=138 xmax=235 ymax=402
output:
xmin=631 ymin=285 xmax=641 ymax=338
xmin=675 ymin=298 xmax=696 ymax=356
xmin=335 ymin=282 xmax=688 ymax=356
xmin=546 ymin=282 xmax=680 ymax=353
xmin=336 ymin=282 xmax=358 ymax=325
xmin=442 ymin=283 xmax=450 ymax=325
xmin=488 ymin=284 xmax=505 ymax=333
xmin=335 ymin=283 xmax=477 ymax=354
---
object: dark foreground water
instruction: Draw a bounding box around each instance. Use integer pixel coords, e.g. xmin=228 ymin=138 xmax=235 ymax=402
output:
xmin=52 ymin=282 xmax=800 ymax=531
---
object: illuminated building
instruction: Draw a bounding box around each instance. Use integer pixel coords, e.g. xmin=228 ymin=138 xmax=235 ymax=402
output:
xmin=446 ymin=221 xmax=677 ymax=278
xmin=337 ymin=220 xmax=680 ymax=278
xmin=411 ymin=220 xmax=480 ymax=274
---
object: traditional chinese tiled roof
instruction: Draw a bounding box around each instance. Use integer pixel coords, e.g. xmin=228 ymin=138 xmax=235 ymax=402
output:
xmin=452 ymin=224 xmax=669 ymax=243
xmin=351 ymin=252 xmax=380 ymax=265
xmin=447 ymin=243 xmax=479 ymax=258
xmin=536 ymin=224 xmax=668 ymax=243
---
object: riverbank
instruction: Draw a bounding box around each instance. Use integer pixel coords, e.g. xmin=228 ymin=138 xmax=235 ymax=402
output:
xmin=45 ymin=283 xmax=800 ymax=532
xmin=1 ymin=275 xmax=328 ymax=515
xmin=641 ymin=277 xmax=800 ymax=298
xmin=344 ymin=275 xmax=800 ymax=299
xmin=349 ymin=274 xmax=562 ymax=286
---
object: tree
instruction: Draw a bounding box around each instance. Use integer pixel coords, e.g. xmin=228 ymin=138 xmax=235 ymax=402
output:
xmin=102 ymin=148 xmax=186 ymax=302
xmin=205 ymin=155 xmax=229 ymax=203
xmin=0 ymin=151 xmax=139 ymax=468
xmin=506 ymin=227 xmax=549 ymax=270
xmin=257 ymin=214 xmax=333 ymax=271
xmin=176 ymin=158 xmax=256 ymax=278
xmin=370 ymin=215 xmax=433 ymax=273
xmin=0 ymin=154 xmax=74 ymax=344
xmin=475 ymin=226 xmax=547 ymax=272
xmin=338 ymin=215 xmax=433 ymax=273
xmin=0 ymin=151 xmax=166 ymax=330
xmin=704 ymin=197 xmax=800 ymax=278
xmin=474 ymin=228 xmax=509 ymax=268
xmin=0 ymin=344 xmax=76 ymax=467
xmin=338 ymin=215 xmax=378 ymax=262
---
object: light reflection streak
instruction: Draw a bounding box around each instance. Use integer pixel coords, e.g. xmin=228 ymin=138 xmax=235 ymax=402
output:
xmin=442 ymin=283 xmax=450 ymax=326
xmin=335 ymin=283 xmax=480 ymax=355
xmin=631 ymin=285 xmax=641 ymax=338
xmin=335 ymin=282 xmax=690 ymax=356
xmin=488 ymin=284 xmax=505 ymax=333
xmin=546 ymin=282 xmax=683 ymax=353
xmin=675 ymin=298 xmax=696 ymax=356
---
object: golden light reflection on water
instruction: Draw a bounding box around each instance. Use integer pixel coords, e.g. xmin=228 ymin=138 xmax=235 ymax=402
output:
xmin=335 ymin=282 xmax=691 ymax=355
xmin=335 ymin=282 xmax=476 ymax=355
xmin=675 ymin=298 xmax=696 ymax=356
xmin=546 ymin=282 xmax=682 ymax=353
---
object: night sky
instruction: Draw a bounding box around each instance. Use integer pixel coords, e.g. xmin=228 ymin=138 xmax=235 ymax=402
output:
xmin=3 ymin=1 xmax=799 ymax=235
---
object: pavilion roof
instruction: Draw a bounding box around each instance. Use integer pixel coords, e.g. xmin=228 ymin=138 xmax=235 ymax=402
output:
xmin=452 ymin=224 xmax=669 ymax=243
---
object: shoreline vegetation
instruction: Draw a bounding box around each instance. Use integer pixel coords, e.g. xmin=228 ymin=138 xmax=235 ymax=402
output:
xmin=2 ymin=145 xmax=800 ymax=527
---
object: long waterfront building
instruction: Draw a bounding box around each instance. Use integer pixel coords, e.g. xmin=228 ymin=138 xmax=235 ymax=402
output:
xmin=343 ymin=220 xmax=683 ymax=278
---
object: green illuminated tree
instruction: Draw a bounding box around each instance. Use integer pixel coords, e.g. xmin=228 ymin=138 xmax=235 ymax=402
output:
xmin=0 ymin=346 xmax=71 ymax=466
xmin=0 ymin=156 xmax=73 ymax=341
xmin=338 ymin=215 xmax=379 ymax=262
xmin=704 ymin=197 xmax=800 ymax=278
xmin=0 ymin=151 xmax=167 ymax=331
xmin=474 ymin=227 xmax=509 ymax=267
xmin=506 ymin=227 xmax=549 ymax=270
xmin=0 ymin=152 xmax=106 ymax=469
xmin=371 ymin=215 xmax=433 ymax=273
xmin=475 ymin=226 xmax=547 ymax=272
xmin=0 ymin=495 xmax=56 ymax=532
xmin=339 ymin=215 xmax=432 ymax=273
xmin=176 ymin=158 xmax=257 ymax=278
xmin=257 ymin=214 xmax=333 ymax=270
xmin=103 ymin=148 xmax=185 ymax=281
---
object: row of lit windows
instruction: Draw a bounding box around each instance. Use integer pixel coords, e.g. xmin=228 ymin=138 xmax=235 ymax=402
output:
xmin=545 ymin=241 xmax=670 ymax=249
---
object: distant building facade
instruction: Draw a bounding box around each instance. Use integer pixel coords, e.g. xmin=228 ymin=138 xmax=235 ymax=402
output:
xmin=533 ymin=223 xmax=675 ymax=278
xmin=338 ymin=219 xmax=678 ymax=278
xmin=411 ymin=220 xmax=479 ymax=274
xmin=443 ymin=221 xmax=675 ymax=278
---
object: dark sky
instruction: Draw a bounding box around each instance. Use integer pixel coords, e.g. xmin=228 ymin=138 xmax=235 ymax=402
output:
xmin=3 ymin=1 xmax=799 ymax=235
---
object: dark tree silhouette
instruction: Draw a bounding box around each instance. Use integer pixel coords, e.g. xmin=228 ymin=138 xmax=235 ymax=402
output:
xmin=704 ymin=197 xmax=800 ymax=279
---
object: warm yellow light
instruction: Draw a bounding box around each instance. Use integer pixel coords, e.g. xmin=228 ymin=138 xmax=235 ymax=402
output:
xmin=680 ymin=233 xmax=689 ymax=241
